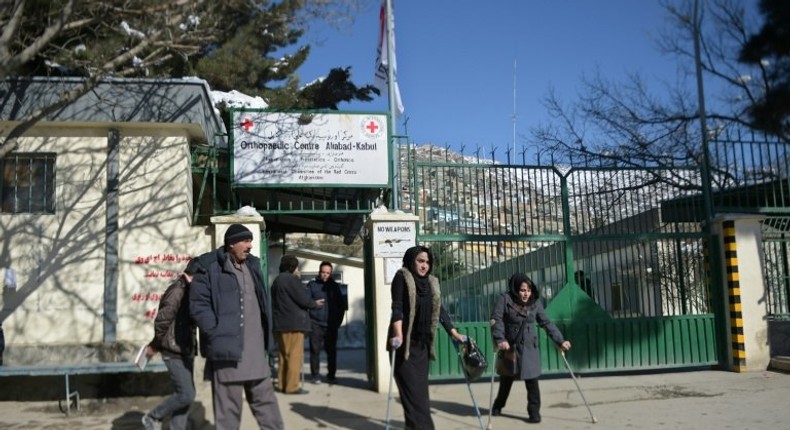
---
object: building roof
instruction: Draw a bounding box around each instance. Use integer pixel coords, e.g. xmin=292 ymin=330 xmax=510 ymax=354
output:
xmin=0 ymin=77 xmax=226 ymax=145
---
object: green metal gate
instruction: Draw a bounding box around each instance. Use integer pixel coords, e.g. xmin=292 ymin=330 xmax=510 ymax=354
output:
xmin=762 ymin=220 xmax=790 ymax=319
xmin=406 ymin=161 xmax=720 ymax=378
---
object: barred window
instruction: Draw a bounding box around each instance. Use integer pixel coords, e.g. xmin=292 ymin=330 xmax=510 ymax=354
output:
xmin=1 ymin=153 xmax=56 ymax=214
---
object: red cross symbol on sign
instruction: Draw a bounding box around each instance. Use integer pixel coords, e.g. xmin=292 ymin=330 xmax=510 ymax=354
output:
xmin=241 ymin=117 xmax=254 ymax=132
xmin=365 ymin=120 xmax=379 ymax=134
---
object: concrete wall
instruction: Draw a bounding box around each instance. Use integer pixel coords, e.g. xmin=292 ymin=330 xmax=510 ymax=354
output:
xmin=0 ymin=132 xmax=211 ymax=355
xmin=116 ymin=135 xmax=212 ymax=345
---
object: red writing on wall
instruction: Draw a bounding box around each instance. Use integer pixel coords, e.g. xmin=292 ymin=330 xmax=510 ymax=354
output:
xmin=131 ymin=292 xmax=162 ymax=302
xmin=144 ymin=271 xmax=177 ymax=279
xmin=133 ymin=251 xmax=189 ymax=317
xmin=135 ymin=254 xmax=192 ymax=264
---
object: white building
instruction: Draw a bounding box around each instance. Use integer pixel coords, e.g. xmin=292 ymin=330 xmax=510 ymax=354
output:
xmin=1 ymin=78 xmax=372 ymax=363
xmin=0 ymin=78 xmax=223 ymax=360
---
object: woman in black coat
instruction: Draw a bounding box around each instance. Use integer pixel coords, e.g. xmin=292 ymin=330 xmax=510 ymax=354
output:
xmin=490 ymin=272 xmax=571 ymax=423
xmin=388 ymin=245 xmax=467 ymax=430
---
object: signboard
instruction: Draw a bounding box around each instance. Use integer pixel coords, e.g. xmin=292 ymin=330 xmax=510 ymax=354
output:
xmin=385 ymin=257 xmax=402 ymax=284
xmin=372 ymin=222 xmax=415 ymax=258
xmin=231 ymin=111 xmax=390 ymax=187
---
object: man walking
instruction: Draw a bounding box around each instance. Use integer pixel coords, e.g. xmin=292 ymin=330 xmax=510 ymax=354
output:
xmin=190 ymin=224 xmax=284 ymax=430
xmin=306 ymin=261 xmax=348 ymax=384
xmin=271 ymin=255 xmax=323 ymax=394
xmin=142 ymin=258 xmax=201 ymax=430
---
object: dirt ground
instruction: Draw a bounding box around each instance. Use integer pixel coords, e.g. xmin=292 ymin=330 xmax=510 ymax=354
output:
xmin=0 ymin=350 xmax=368 ymax=430
xmin=0 ymin=397 xmax=227 ymax=430
xmin=0 ymin=395 xmax=205 ymax=430
xmin=4 ymin=367 xmax=790 ymax=430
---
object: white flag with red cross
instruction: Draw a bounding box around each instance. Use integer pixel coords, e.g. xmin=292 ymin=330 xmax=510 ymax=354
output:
xmin=374 ymin=0 xmax=404 ymax=116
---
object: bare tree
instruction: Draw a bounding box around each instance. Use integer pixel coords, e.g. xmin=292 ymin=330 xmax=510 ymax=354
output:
xmin=529 ymin=0 xmax=786 ymax=176
xmin=0 ymin=0 xmax=368 ymax=159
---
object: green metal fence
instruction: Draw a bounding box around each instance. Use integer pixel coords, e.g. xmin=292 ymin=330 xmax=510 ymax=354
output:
xmin=409 ymin=161 xmax=718 ymax=377
xmin=707 ymin=130 xmax=790 ymax=319
xmin=762 ymin=219 xmax=790 ymax=319
xmin=400 ymin=130 xmax=790 ymax=378
xmin=708 ymin=130 xmax=790 ymax=214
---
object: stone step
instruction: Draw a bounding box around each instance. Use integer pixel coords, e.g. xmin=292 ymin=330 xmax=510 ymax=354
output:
xmin=770 ymin=356 xmax=790 ymax=372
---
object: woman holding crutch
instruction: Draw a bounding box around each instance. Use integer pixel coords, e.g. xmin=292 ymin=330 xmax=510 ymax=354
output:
xmin=387 ymin=245 xmax=468 ymax=430
xmin=490 ymin=272 xmax=571 ymax=424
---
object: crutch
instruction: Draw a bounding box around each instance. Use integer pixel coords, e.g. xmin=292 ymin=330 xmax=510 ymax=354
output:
xmin=455 ymin=339 xmax=485 ymax=430
xmin=464 ymin=373 xmax=485 ymax=430
xmin=560 ymin=351 xmax=598 ymax=424
xmin=485 ymin=347 xmax=497 ymax=430
xmin=486 ymin=320 xmax=497 ymax=430
xmin=385 ymin=339 xmax=400 ymax=430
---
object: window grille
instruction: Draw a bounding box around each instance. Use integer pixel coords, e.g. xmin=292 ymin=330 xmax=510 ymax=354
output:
xmin=1 ymin=153 xmax=56 ymax=214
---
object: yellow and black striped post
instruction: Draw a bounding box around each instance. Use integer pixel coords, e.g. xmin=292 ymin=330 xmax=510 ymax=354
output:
xmin=723 ymin=220 xmax=746 ymax=372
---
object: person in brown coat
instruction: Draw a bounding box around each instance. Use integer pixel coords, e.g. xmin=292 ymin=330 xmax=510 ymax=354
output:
xmin=271 ymin=254 xmax=324 ymax=394
xmin=142 ymin=258 xmax=201 ymax=430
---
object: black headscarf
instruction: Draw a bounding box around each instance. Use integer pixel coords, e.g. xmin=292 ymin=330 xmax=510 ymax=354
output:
xmin=402 ymin=245 xmax=434 ymax=344
xmin=402 ymin=245 xmax=433 ymax=278
xmin=508 ymin=272 xmax=540 ymax=305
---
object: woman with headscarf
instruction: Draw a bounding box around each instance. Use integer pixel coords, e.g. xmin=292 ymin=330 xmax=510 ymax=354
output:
xmin=388 ymin=245 xmax=467 ymax=430
xmin=490 ymin=272 xmax=571 ymax=424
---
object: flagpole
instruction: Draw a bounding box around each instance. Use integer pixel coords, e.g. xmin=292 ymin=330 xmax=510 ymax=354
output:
xmin=385 ymin=0 xmax=400 ymax=211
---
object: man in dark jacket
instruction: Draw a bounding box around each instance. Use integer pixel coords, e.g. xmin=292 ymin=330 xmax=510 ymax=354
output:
xmin=142 ymin=258 xmax=201 ymax=430
xmin=190 ymin=224 xmax=284 ymax=430
xmin=306 ymin=261 xmax=348 ymax=384
xmin=271 ymin=254 xmax=323 ymax=394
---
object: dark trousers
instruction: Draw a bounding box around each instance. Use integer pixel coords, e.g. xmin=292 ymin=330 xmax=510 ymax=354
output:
xmin=493 ymin=375 xmax=541 ymax=418
xmin=149 ymin=355 xmax=195 ymax=430
xmin=308 ymin=323 xmax=339 ymax=378
xmin=394 ymin=342 xmax=434 ymax=430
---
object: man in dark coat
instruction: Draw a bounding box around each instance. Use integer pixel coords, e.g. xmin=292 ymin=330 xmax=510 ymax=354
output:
xmin=271 ymin=254 xmax=323 ymax=394
xmin=190 ymin=224 xmax=284 ymax=430
xmin=305 ymin=261 xmax=348 ymax=384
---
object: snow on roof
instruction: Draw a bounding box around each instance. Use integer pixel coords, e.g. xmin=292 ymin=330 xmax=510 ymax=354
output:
xmin=210 ymin=90 xmax=269 ymax=109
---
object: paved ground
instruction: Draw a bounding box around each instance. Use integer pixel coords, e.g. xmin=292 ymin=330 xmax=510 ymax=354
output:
xmin=1 ymin=349 xmax=789 ymax=429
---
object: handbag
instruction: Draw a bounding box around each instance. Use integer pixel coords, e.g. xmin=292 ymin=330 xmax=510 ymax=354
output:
xmin=494 ymin=311 xmax=529 ymax=377
xmin=460 ymin=337 xmax=488 ymax=381
xmin=495 ymin=349 xmax=518 ymax=377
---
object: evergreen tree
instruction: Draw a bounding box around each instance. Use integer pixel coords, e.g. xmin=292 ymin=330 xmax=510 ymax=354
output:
xmin=0 ymin=0 xmax=376 ymax=155
xmin=739 ymin=0 xmax=790 ymax=137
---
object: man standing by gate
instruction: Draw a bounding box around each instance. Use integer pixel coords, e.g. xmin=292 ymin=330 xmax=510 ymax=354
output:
xmin=306 ymin=261 xmax=348 ymax=384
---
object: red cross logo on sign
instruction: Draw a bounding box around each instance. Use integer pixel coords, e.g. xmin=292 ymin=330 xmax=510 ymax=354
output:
xmin=241 ymin=117 xmax=254 ymax=132
xmin=361 ymin=116 xmax=384 ymax=138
